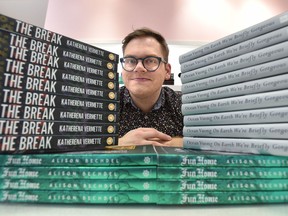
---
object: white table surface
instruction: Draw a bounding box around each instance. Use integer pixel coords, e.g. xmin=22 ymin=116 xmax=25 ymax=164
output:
xmin=0 ymin=203 xmax=288 ymax=216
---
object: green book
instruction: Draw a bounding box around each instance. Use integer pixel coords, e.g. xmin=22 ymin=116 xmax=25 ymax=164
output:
xmin=0 ymin=145 xmax=157 ymax=166
xmin=158 ymin=191 xmax=288 ymax=205
xmin=0 ymin=166 xmax=156 ymax=179
xmin=158 ymin=179 xmax=288 ymax=192
xmin=0 ymin=178 xmax=156 ymax=191
xmin=158 ymin=167 xmax=288 ymax=179
xmin=154 ymin=146 xmax=288 ymax=167
xmin=0 ymin=190 xmax=156 ymax=204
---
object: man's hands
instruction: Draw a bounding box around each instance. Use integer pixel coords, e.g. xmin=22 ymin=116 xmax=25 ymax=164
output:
xmin=158 ymin=136 xmax=183 ymax=147
xmin=118 ymin=128 xmax=171 ymax=146
xmin=118 ymin=128 xmax=183 ymax=147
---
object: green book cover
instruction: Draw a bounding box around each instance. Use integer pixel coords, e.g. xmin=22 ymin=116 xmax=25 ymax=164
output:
xmin=158 ymin=167 xmax=288 ymax=179
xmin=0 ymin=166 xmax=156 ymax=179
xmin=0 ymin=190 xmax=156 ymax=204
xmin=0 ymin=145 xmax=157 ymax=167
xmin=158 ymin=179 xmax=288 ymax=192
xmin=0 ymin=178 xmax=156 ymax=191
xmin=154 ymin=146 xmax=288 ymax=167
xmin=158 ymin=191 xmax=288 ymax=205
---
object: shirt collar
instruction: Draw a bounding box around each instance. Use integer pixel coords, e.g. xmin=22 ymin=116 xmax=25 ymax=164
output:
xmin=123 ymin=87 xmax=165 ymax=111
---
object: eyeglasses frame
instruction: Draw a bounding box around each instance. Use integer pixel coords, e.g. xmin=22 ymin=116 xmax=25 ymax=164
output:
xmin=120 ymin=56 xmax=167 ymax=72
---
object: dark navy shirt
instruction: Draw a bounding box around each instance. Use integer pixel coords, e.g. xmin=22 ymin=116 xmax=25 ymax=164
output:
xmin=119 ymin=86 xmax=183 ymax=137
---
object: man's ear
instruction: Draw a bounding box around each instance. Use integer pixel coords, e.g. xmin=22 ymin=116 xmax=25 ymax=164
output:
xmin=165 ymin=63 xmax=172 ymax=80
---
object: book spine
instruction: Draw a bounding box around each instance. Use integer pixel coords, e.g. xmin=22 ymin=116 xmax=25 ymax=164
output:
xmin=2 ymin=57 xmax=118 ymax=83
xmin=183 ymin=137 xmax=288 ymax=156
xmin=0 ymin=166 xmax=157 ymax=179
xmin=183 ymin=123 xmax=288 ymax=139
xmin=0 ymin=29 xmax=118 ymax=70
xmin=182 ymin=59 xmax=288 ymax=94
xmin=158 ymin=179 xmax=288 ymax=192
xmin=157 ymin=166 xmax=288 ymax=179
xmin=0 ymin=57 xmax=118 ymax=82
xmin=183 ymin=107 xmax=288 ymax=126
xmin=181 ymin=89 xmax=288 ymax=115
xmin=1 ymin=88 xmax=119 ymax=110
xmin=181 ymin=57 xmax=288 ymax=85
xmin=0 ymin=104 xmax=118 ymax=122
xmin=1 ymin=71 xmax=118 ymax=94
xmin=158 ymin=191 xmax=288 ymax=205
xmin=0 ymin=120 xmax=119 ymax=135
xmin=182 ymin=82 xmax=284 ymax=105
xmin=180 ymin=41 xmax=288 ymax=86
xmin=0 ymin=152 xmax=157 ymax=167
xmin=158 ymin=151 xmax=288 ymax=167
xmin=182 ymin=72 xmax=288 ymax=98
xmin=1 ymin=147 xmax=286 ymax=167
xmin=181 ymin=26 xmax=288 ymax=71
xmin=0 ymin=134 xmax=118 ymax=153
xmin=179 ymin=11 xmax=288 ymax=63
xmin=0 ymin=190 xmax=156 ymax=204
xmin=0 ymin=179 xmax=156 ymax=191
xmin=0 ymin=44 xmax=117 ymax=72
xmin=0 ymin=14 xmax=119 ymax=62
xmin=1 ymin=81 xmax=119 ymax=102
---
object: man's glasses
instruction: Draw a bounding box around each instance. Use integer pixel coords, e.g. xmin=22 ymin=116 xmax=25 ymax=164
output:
xmin=120 ymin=56 xmax=167 ymax=72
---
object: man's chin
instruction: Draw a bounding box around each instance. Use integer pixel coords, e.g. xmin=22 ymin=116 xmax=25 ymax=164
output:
xmin=128 ymin=82 xmax=150 ymax=89
xmin=128 ymin=87 xmax=151 ymax=97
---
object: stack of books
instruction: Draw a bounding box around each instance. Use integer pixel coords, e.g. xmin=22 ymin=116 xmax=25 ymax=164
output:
xmin=155 ymin=146 xmax=288 ymax=205
xmin=0 ymin=145 xmax=288 ymax=205
xmin=0 ymin=145 xmax=158 ymax=204
xmin=176 ymin=11 xmax=288 ymax=205
xmin=179 ymin=11 xmax=288 ymax=156
xmin=0 ymin=13 xmax=120 ymax=153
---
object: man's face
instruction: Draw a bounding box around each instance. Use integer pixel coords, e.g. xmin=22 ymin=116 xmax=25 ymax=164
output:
xmin=122 ymin=36 xmax=171 ymax=99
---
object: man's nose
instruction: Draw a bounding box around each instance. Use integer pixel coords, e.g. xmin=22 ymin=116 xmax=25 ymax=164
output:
xmin=134 ymin=60 xmax=147 ymax=71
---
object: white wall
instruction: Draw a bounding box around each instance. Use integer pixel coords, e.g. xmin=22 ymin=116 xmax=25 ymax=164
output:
xmin=0 ymin=0 xmax=48 ymax=27
xmin=44 ymin=0 xmax=288 ymax=43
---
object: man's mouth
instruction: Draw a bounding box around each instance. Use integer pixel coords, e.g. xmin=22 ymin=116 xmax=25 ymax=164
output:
xmin=132 ymin=77 xmax=150 ymax=81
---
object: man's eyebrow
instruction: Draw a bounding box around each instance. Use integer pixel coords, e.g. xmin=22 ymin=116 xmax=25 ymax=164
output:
xmin=124 ymin=55 xmax=160 ymax=58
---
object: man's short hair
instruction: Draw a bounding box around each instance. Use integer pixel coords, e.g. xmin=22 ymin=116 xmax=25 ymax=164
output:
xmin=122 ymin=27 xmax=169 ymax=62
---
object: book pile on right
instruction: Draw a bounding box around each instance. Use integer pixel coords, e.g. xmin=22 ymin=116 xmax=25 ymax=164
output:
xmin=178 ymin=11 xmax=288 ymax=204
xmin=155 ymin=146 xmax=288 ymax=205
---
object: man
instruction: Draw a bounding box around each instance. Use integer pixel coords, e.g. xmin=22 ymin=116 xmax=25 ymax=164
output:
xmin=118 ymin=28 xmax=183 ymax=147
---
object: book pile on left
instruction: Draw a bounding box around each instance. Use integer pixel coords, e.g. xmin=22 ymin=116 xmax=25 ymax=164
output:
xmin=0 ymin=13 xmax=149 ymax=204
xmin=0 ymin=13 xmax=120 ymax=153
